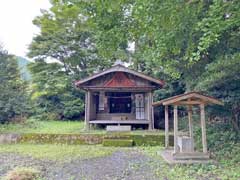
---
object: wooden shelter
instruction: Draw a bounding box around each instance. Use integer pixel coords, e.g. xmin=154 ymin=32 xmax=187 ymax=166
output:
xmin=153 ymin=92 xmax=223 ymax=162
xmin=75 ymin=64 xmax=164 ymax=130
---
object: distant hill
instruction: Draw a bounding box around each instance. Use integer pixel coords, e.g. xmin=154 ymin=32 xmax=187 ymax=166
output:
xmin=17 ymin=57 xmax=31 ymax=81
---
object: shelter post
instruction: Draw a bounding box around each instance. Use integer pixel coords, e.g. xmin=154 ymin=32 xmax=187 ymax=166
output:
xmin=164 ymin=106 xmax=169 ymax=148
xmin=173 ymin=105 xmax=178 ymax=153
xmin=148 ymin=91 xmax=153 ymax=130
xmin=200 ymin=103 xmax=207 ymax=153
xmin=188 ymin=105 xmax=194 ymax=151
xmin=85 ymin=90 xmax=91 ymax=131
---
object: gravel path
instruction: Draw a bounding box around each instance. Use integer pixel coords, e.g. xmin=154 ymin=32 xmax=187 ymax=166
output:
xmin=0 ymin=150 xmax=158 ymax=180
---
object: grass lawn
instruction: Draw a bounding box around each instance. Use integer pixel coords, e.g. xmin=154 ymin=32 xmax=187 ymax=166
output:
xmin=0 ymin=144 xmax=117 ymax=161
xmin=0 ymin=119 xmax=166 ymax=135
xmin=0 ymin=120 xmax=85 ymax=134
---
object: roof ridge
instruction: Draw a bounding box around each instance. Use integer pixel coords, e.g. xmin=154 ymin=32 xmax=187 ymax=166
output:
xmin=75 ymin=64 xmax=164 ymax=87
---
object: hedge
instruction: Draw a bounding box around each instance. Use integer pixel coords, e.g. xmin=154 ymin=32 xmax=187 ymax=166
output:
xmin=103 ymin=139 xmax=133 ymax=147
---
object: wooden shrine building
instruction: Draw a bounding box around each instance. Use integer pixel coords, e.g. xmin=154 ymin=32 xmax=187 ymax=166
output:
xmin=75 ymin=64 xmax=164 ymax=130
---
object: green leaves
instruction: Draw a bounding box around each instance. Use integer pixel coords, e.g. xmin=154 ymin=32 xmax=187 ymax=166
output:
xmin=195 ymin=53 xmax=240 ymax=91
xmin=63 ymin=98 xmax=84 ymax=119
xmin=188 ymin=0 xmax=240 ymax=62
xmin=29 ymin=0 xmax=109 ymax=74
xmin=0 ymin=47 xmax=30 ymax=123
xmin=28 ymin=61 xmax=84 ymax=120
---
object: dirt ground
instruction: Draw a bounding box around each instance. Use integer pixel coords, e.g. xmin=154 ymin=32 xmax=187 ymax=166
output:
xmin=0 ymin=150 xmax=159 ymax=180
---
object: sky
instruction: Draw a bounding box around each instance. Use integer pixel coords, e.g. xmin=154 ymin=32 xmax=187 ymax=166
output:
xmin=0 ymin=0 xmax=52 ymax=58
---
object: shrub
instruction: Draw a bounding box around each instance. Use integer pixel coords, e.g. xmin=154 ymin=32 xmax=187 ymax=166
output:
xmin=4 ymin=167 xmax=40 ymax=180
xmin=63 ymin=99 xmax=84 ymax=119
xmin=103 ymin=139 xmax=133 ymax=147
xmin=194 ymin=122 xmax=240 ymax=163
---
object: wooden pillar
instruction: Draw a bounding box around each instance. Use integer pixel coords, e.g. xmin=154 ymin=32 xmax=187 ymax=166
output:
xmin=84 ymin=92 xmax=87 ymax=129
xmin=148 ymin=92 xmax=153 ymax=130
xmin=85 ymin=91 xmax=91 ymax=131
xmin=165 ymin=106 xmax=169 ymax=148
xmin=200 ymin=103 xmax=207 ymax=153
xmin=188 ymin=105 xmax=194 ymax=151
xmin=151 ymin=92 xmax=154 ymax=130
xmin=173 ymin=105 xmax=178 ymax=153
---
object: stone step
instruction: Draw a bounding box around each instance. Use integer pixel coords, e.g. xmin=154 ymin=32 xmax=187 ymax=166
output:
xmin=106 ymin=125 xmax=131 ymax=132
xmin=173 ymin=152 xmax=210 ymax=160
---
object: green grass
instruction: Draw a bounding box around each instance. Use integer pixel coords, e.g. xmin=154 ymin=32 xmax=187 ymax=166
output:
xmin=0 ymin=119 xmax=167 ymax=135
xmin=0 ymin=144 xmax=117 ymax=161
xmin=0 ymin=120 xmax=85 ymax=134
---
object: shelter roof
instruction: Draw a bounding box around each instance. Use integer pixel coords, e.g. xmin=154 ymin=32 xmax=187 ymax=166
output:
xmin=153 ymin=91 xmax=223 ymax=106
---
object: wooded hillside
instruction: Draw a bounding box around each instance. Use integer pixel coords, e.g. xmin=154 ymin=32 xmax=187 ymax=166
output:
xmin=25 ymin=0 xmax=240 ymax=129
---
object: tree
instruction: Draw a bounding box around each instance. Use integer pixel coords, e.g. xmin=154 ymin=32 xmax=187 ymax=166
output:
xmin=28 ymin=61 xmax=84 ymax=120
xmin=195 ymin=53 xmax=240 ymax=130
xmin=27 ymin=0 xmax=115 ymax=120
xmin=0 ymin=46 xmax=30 ymax=123
xmin=28 ymin=0 xmax=112 ymax=77
xmin=190 ymin=1 xmax=240 ymax=130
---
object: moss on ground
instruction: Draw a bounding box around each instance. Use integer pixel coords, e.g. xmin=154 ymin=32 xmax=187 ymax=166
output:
xmin=103 ymin=133 xmax=174 ymax=146
xmin=1 ymin=132 xmax=174 ymax=146
xmin=19 ymin=133 xmax=104 ymax=145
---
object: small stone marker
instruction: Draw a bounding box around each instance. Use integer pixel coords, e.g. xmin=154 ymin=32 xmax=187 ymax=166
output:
xmin=0 ymin=134 xmax=21 ymax=144
xmin=177 ymin=136 xmax=194 ymax=153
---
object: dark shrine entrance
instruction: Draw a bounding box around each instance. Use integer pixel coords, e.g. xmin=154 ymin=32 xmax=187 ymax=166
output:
xmin=107 ymin=92 xmax=132 ymax=113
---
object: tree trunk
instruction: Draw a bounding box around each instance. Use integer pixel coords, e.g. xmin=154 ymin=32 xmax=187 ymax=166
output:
xmin=231 ymin=114 xmax=239 ymax=131
xmin=231 ymin=106 xmax=239 ymax=131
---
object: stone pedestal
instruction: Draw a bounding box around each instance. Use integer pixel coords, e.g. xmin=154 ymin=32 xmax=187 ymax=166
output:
xmin=106 ymin=125 xmax=131 ymax=132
